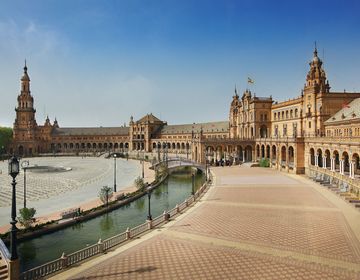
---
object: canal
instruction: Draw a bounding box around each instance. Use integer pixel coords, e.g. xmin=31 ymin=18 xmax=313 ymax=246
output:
xmin=18 ymin=171 xmax=204 ymax=272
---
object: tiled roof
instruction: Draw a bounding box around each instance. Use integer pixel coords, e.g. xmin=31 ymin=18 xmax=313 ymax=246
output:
xmin=325 ymin=98 xmax=360 ymax=124
xmin=52 ymin=127 xmax=129 ymax=136
xmin=136 ymin=113 xmax=164 ymax=124
xmin=160 ymin=121 xmax=229 ymax=134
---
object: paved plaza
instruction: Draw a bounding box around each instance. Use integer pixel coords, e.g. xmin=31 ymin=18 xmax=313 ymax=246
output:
xmin=54 ymin=166 xmax=360 ymax=280
xmin=0 ymin=157 xmax=141 ymax=227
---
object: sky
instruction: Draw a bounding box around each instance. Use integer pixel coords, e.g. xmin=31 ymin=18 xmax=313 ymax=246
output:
xmin=0 ymin=0 xmax=360 ymax=128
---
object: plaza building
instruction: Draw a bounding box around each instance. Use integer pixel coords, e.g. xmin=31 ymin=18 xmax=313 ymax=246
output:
xmin=10 ymin=65 xmax=228 ymax=157
xmin=10 ymin=48 xmax=360 ymax=184
xmin=194 ymin=47 xmax=360 ymax=184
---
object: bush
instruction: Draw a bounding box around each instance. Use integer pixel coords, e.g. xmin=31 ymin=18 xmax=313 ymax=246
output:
xmin=134 ymin=176 xmax=145 ymax=190
xmin=18 ymin=207 xmax=36 ymax=229
xmin=259 ymin=158 xmax=270 ymax=167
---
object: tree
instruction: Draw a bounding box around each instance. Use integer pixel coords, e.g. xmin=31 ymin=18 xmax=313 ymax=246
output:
xmin=99 ymin=186 xmax=113 ymax=207
xmin=134 ymin=176 xmax=145 ymax=190
xmin=156 ymin=163 xmax=168 ymax=181
xmin=18 ymin=207 xmax=36 ymax=229
xmin=0 ymin=127 xmax=12 ymax=155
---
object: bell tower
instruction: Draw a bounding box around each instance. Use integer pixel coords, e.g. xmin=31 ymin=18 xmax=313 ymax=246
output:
xmin=229 ymin=86 xmax=240 ymax=138
xmin=12 ymin=62 xmax=38 ymax=155
xmin=302 ymin=46 xmax=331 ymax=137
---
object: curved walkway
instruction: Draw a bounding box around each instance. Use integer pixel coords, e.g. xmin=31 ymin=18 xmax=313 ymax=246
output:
xmin=54 ymin=166 xmax=360 ymax=280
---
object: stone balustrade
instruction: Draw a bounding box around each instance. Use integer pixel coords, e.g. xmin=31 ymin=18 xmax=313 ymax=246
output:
xmin=308 ymin=166 xmax=360 ymax=198
xmin=19 ymin=179 xmax=210 ymax=280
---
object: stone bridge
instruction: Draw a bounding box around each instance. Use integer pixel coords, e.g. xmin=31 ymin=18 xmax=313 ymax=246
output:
xmin=151 ymin=157 xmax=206 ymax=172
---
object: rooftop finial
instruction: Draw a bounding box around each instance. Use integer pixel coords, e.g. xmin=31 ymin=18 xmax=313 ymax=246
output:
xmin=24 ymin=59 xmax=28 ymax=72
xmin=314 ymin=41 xmax=318 ymax=57
xmin=234 ymin=84 xmax=238 ymax=96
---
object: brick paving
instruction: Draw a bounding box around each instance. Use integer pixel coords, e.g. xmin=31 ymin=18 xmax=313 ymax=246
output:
xmin=70 ymin=236 xmax=359 ymax=280
xmin=65 ymin=166 xmax=360 ymax=280
xmin=207 ymin=186 xmax=336 ymax=208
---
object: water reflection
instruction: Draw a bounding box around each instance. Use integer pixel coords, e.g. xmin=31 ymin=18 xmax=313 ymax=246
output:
xmin=18 ymin=240 xmax=36 ymax=263
xmin=134 ymin=198 xmax=145 ymax=211
xmin=100 ymin=214 xmax=114 ymax=232
xmin=17 ymin=172 xmax=204 ymax=272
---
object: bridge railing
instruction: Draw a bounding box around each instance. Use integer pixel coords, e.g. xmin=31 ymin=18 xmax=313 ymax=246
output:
xmin=20 ymin=178 xmax=211 ymax=280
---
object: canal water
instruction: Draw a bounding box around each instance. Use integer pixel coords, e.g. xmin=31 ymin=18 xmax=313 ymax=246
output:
xmin=18 ymin=172 xmax=204 ymax=272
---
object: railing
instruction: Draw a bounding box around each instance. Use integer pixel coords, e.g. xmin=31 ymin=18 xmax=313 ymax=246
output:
xmin=0 ymin=238 xmax=10 ymax=266
xmin=103 ymin=232 xmax=128 ymax=251
xmin=67 ymin=244 xmax=100 ymax=266
xmin=20 ymin=179 xmax=210 ymax=280
xmin=21 ymin=258 xmax=64 ymax=280
xmin=152 ymin=215 xmax=165 ymax=228
xmin=304 ymin=136 xmax=360 ymax=144
xmin=308 ymin=166 xmax=360 ymax=198
xmin=130 ymin=223 xmax=149 ymax=238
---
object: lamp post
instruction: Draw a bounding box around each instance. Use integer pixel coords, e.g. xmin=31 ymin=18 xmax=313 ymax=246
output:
xmin=205 ymin=151 xmax=208 ymax=182
xmin=147 ymin=185 xmax=152 ymax=220
xmin=142 ymin=152 xmax=145 ymax=179
xmin=113 ymin=154 xmax=117 ymax=192
xmin=165 ymin=143 xmax=168 ymax=168
xmin=191 ymin=172 xmax=195 ymax=195
xmin=21 ymin=160 xmax=29 ymax=209
xmin=8 ymin=156 xmax=20 ymax=261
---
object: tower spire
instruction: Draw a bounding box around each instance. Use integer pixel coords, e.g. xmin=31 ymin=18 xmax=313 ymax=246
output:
xmin=314 ymin=41 xmax=318 ymax=57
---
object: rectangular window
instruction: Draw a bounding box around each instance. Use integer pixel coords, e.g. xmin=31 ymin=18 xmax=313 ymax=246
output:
xmin=308 ymin=122 xmax=311 ymax=128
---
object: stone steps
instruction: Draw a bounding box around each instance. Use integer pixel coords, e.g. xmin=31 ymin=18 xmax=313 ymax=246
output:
xmin=0 ymin=259 xmax=7 ymax=280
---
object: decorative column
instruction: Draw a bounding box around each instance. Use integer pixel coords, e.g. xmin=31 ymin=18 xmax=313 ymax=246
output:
xmin=339 ymin=160 xmax=344 ymax=175
xmin=315 ymin=154 xmax=319 ymax=167
xmin=350 ymin=161 xmax=355 ymax=178
xmin=242 ymin=150 xmax=245 ymax=163
xmin=331 ymin=157 xmax=335 ymax=172
xmin=323 ymin=156 xmax=327 ymax=169
xmin=285 ymin=146 xmax=289 ymax=172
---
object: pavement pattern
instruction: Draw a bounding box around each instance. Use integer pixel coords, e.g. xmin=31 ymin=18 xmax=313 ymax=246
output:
xmin=59 ymin=166 xmax=360 ymax=280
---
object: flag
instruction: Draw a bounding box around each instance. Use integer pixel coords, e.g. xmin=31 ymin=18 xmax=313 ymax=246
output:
xmin=247 ymin=77 xmax=254 ymax=84
xmin=342 ymin=102 xmax=350 ymax=108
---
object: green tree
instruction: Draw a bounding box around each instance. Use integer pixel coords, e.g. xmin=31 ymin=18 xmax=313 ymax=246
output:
xmin=0 ymin=127 xmax=12 ymax=155
xmin=134 ymin=176 xmax=145 ymax=190
xmin=99 ymin=186 xmax=113 ymax=207
xmin=156 ymin=163 xmax=168 ymax=180
xmin=18 ymin=207 xmax=36 ymax=229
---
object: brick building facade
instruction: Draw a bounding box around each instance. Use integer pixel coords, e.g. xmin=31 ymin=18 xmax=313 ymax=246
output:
xmin=10 ymin=48 xmax=360 ymax=179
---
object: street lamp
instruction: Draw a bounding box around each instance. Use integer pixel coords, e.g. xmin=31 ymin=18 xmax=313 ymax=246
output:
xmin=191 ymin=172 xmax=195 ymax=195
xmin=8 ymin=156 xmax=20 ymax=260
xmin=204 ymin=151 xmax=209 ymax=182
xmin=147 ymin=184 xmax=152 ymax=220
xmin=21 ymin=160 xmax=29 ymax=208
xmin=142 ymin=152 xmax=145 ymax=179
xmin=113 ymin=154 xmax=117 ymax=192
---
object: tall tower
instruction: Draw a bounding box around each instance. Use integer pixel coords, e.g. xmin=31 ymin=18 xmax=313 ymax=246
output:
xmin=229 ymin=86 xmax=240 ymax=138
xmin=12 ymin=62 xmax=38 ymax=155
xmin=302 ymin=46 xmax=330 ymax=137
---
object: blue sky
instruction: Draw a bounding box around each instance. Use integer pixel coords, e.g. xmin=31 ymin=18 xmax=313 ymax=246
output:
xmin=1 ymin=0 xmax=360 ymax=127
